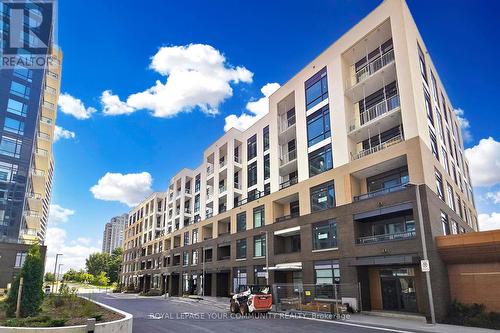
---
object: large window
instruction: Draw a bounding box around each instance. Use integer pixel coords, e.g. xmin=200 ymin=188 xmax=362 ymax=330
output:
xmin=424 ymin=90 xmax=434 ymax=126
xmin=6 ymin=99 xmax=28 ymax=117
xmin=192 ymin=229 xmax=198 ymax=243
xmin=4 ymin=117 xmax=24 ymax=135
xmin=264 ymin=154 xmax=270 ymax=180
xmin=308 ymin=146 xmax=333 ymax=177
xmin=183 ymin=251 xmax=189 ymax=266
xmin=305 ymin=67 xmax=328 ymax=110
xmin=247 ymin=134 xmax=257 ymax=160
xmin=0 ymin=136 xmax=22 ymax=158
xmin=192 ymin=249 xmax=199 ymax=265
xmin=237 ymin=212 xmax=246 ymax=232
xmin=306 ymin=106 xmax=331 ymax=147
xmin=236 ymin=239 xmax=247 ymax=259
xmin=447 ymin=183 xmax=455 ymax=211
xmin=253 ymin=205 xmax=264 ymax=228
xmin=429 ymin=128 xmax=439 ymax=161
xmin=314 ymin=260 xmax=340 ymax=299
xmin=263 ymin=126 xmax=269 ymax=152
xmin=312 ymin=219 xmax=337 ymax=250
xmin=233 ymin=268 xmax=247 ymax=293
xmin=15 ymin=252 xmax=27 ymax=268
xmin=247 ymin=161 xmax=257 ymax=187
xmin=195 ymin=174 xmax=201 ymax=192
xmin=367 ymin=167 xmax=408 ymax=193
xmin=10 ymin=81 xmax=31 ymax=99
xmin=441 ymin=211 xmax=450 ymax=235
xmin=254 ymin=235 xmax=266 ymax=257
xmin=417 ymin=42 xmax=427 ymax=82
xmin=184 ymin=232 xmax=189 ymax=246
xmin=435 ymin=169 xmax=444 ymax=201
xmin=310 ymin=181 xmax=335 ymax=212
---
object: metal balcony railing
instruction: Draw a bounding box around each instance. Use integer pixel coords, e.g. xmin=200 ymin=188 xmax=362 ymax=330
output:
xmin=219 ymin=185 xmax=226 ymax=193
xmin=275 ymin=211 xmax=300 ymax=223
xmin=207 ymin=164 xmax=214 ymax=175
xmin=356 ymin=230 xmax=416 ymax=244
xmin=279 ymin=177 xmax=298 ymax=190
xmin=219 ymin=159 xmax=226 ymax=168
xmin=351 ymin=133 xmax=403 ymax=160
xmin=280 ymin=149 xmax=297 ymax=166
xmin=349 ymin=94 xmax=400 ymax=132
xmin=354 ymin=49 xmax=395 ymax=85
xmin=353 ymin=182 xmax=408 ymax=202
xmin=234 ymin=155 xmax=241 ymax=163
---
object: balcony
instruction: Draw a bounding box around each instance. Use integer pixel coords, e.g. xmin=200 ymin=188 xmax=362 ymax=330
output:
xmin=206 ymin=190 xmax=214 ymax=202
xmin=27 ymin=192 xmax=43 ymax=212
xmin=219 ymin=159 xmax=227 ymax=169
xmin=219 ymin=184 xmax=226 ymax=194
xmin=278 ymin=112 xmax=296 ymax=145
xmin=31 ymin=169 xmax=45 ymax=192
xmin=275 ymin=211 xmax=300 ymax=223
xmin=184 ymin=207 xmax=192 ymax=215
xmin=354 ymin=182 xmax=408 ymax=202
xmin=236 ymin=190 xmax=266 ymax=207
xmin=351 ymin=133 xmax=403 ymax=161
xmin=35 ymin=148 xmax=49 ymax=169
xmin=356 ymin=230 xmax=416 ymax=244
xmin=234 ymin=155 xmax=241 ymax=164
xmin=349 ymin=94 xmax=400 ymax=133
xmin=352 ymin=49 xmax=395 ymax=86
xmin=280 ymin=149 xmax=296 ymax=166
xmin=207 ymin=164 xmax=214 ymax=177
xmin=24 ymin=210 xmax=42 ymax=229
xmin=279 ymin=177 xmax=298 ymax=190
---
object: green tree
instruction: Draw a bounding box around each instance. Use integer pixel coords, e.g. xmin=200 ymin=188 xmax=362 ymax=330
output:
xmin=93 ymin=272 xmax=108 ymax=286
xmin=62 ymin=268 xmax=78 ymax=281
xmin=5 ymin=244 xmax=45 ymax=317
xmin=44 ymin=272 xmax=55 ymax=282
xmin=108 ymin=247 xmax=123 ymax=283
xmin=81 ymin=272 xmax=94 ymax=284
xmin=85 ymin=252 xmax=110 ymax=276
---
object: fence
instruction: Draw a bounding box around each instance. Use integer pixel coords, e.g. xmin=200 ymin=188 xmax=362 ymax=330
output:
xmin=272 ymin=283 xmax=361 ymax=314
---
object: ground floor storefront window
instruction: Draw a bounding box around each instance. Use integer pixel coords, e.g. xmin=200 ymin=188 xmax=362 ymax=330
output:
xmin=314 ymin=260 xmax=340 ymax=300
xmin=379 ymin=267 xmax=417 ymax=313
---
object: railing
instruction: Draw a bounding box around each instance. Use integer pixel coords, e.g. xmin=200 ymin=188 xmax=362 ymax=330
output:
xmin=219 ymin=159 xmax=227 ymax=168
xmin=206 ymin=191 xmax=213 ymax=201
xmin=280 ymin=149 xmax=297 ymax=166
xmin=279 ymin=177 xmax=298 ymax=190
xmin=356 ymin=230 xmax=416 ymax=244
xmin=219 ymin=185 xmax=226 ymax=193
xmin=353 ymin=182 xmax=408 ymax=202
xmin=275 ymin=211 xmax=300 ymax=223
xmin=185 ymin=188 xmax=191 ymax=195
xmin=351 ymin=133 xmax=403 ymax=160
xmin=27 ymin=193 xmax=43 ymax=200
xmin=36 ymin=149 xmax=48 ymax=156
xmin=236 ymin=190 xmax=266 ymax=207
xmin=279 ymin=113 xmax=296 ymax=133
xmin=234 ymin=155 xmax=241 ymax=163
xmin=359 ymin=94 xmax=400 ymax=127
xmin=176 ymin=208 xmax=181 ymax=215
xmin=219 ymin=206 xmax=227 ymax=213
xmin=38 ymin=132 xmax=51 ymax=140
xmin=206 ymin=211 xmax=213 ymax=219
xmin=207 ymin=164 xmax=214 ymax=176
xmin=354 ymin=49 xmax=395 ymax=85
xmin=184 ymin=207 xmax=192 ymax=214
xmin=25 ymin=210 xmax=41 ymax=218
xmin=31 ymin=169 xmax=45 ymax=177
xmin=234 ymin=182 xmax=241 ymax=190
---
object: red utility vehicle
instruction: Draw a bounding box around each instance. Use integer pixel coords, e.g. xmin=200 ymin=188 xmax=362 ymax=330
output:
xmin=230 ymin=285 xmax=272 ymax=315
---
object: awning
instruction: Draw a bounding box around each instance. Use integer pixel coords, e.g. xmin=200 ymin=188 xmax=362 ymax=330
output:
xmin=264 ymin=262 xmax=302 ymax=271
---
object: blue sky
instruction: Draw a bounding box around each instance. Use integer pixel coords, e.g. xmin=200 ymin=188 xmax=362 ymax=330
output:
xmin=46 ymin=0 xmax=500 ymax=271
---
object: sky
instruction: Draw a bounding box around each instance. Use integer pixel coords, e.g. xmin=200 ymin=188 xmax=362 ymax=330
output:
xmin=45 ymin=0 xmax=500 ymax=273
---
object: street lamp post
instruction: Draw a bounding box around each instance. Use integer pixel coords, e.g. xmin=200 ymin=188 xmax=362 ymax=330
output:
xmin=52 ymin=253 xmax=62 ymax=293
xmin=57 ymin=263 xmax=64 ymax=283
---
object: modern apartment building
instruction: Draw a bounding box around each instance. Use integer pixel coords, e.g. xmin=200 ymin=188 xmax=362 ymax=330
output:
xmin=0 ymin=1 xmax=61 ymax=288
xmin=121 ymin=0 xmax=477 ymax=320
xmin=102 ymin=213 xmax=128 ymax=255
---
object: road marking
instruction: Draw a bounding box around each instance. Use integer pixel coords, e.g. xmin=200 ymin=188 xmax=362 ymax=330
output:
xmin=299 ymin=316 xmax=418 ymax=333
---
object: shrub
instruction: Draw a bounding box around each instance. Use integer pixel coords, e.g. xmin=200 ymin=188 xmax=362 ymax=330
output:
xmin=446 ymin=300 xmax=500 ymax=330
xmin=140 ymin=289 xmax=162 ymax=296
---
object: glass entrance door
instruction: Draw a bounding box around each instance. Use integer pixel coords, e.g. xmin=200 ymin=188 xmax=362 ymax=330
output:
xmin=380 ymin=268 xmax=417 ymax=312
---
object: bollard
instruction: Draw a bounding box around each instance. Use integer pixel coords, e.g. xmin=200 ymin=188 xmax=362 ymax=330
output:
xmin=86 ymin=318 xmax=96 ymax=333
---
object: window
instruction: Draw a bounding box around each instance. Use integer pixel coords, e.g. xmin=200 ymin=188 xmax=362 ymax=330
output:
xmin=314 ymin=260 xmax=340 ymax=299
xmin=195 ymin=174 xmax=201 ymax=192
xmin=441 ymin=212 xmax=450 ymax=235
xmin=183 ymin=251 xmax=189 ymax=266
xmin=233 ymin=268 xmax=247 ymax=293
xmin=6 ymin=98 xmax=28 ymax=117
xmin=15 ymin=252 xmax=27 ymax=268
xmin=435 ymin=170 xmax=444 ymax=201
xmin=247 ymin=161 xmax=257 ymax=187
xmin=430 ymin=71 xmax=439 ymax=102
xmin=192 ymin=229 xmax=198 ymax=243
xmin=424 ymin=90 xmax=434 ymax=126
xmin=308 ymin=146 xmax=333 ymax=177
xmin=236 ymin=239 xmax=247 ymax=259
xmin=192 ymin=249 xmax=199 ymax=265
xmin=253 ymin=205 xmax=264 ymax=228
xmin=441 ymin=147 xmax=449 ymax=174
xmin=307 ymin=105 xmax=331 ymax=147
xmin=247 ymin=134 xmax=257 ymax=160
xmin=183 ymin=231 xmax=189 ymax=246
xmin=13 ymin=65 xmax=33 ymax=82
xmin=417 ymin=42 xmax=427 ymax=82
xmin=3 ymin=118 xmax=24 ymax=135
xmin=310 ymin=181 xmax=335 ymax=212
xmin=10 ymin=81 xmax=31 ymax=99
xmin=194 ymin=194 xmax=200 ymax=213
xmin=237 ymin=212 xmax=246 ymax=232
xmin=264 ymin=183 xmax=271 ymax=196
xmin=254 ymin=266 xmax=267 ymax=285
xmin=0 ymin=136 xmax=22 ymax=158
xmin=305 ymin=67 xmax=328 ymax=110
xmin=312 ymin=219 xmax=337 ymax=250
xmin=447 ymin=183 xmax=455 ymax=211
xmin=367 ymin=167 xmax=409 ymax=192
xmin=264 ymin=154 xmax=270 ymax=180
xmin=254 ymin=235 xmax=266 ymax=257
xmin=451 ymin=220 xmax=458 ymax=235
xmin=429 ymin=128 xmax=439 ymax=161
xmin=263 ymin=126 xmax=269 ymax=151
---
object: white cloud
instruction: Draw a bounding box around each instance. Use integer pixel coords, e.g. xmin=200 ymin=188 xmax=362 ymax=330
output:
xmin=101 ymin=90 xmax=135 ymax=116
xmin=478 ymin=212 xmax=500 ymax=231
xmin=45 ymin=227 xmax=100 ymax=273
xmin=90 ymin=172 xmax=153 ymax=207
xmin=224 ymin=82 xmax=280 ymax=132
xmin=103 ymin=44 xmax=252 ymax=118
xmin=465 ymin=137 xmax=500 ymax=187
xmin=48 ymin=204 xmax=75 ymax=225
xmin=54 ymin=125 xmax=76 ymax=142
xmin=58 ymin=93 xmax=96 ymax=120
xmin=485 ymin=191 xmax=500 ymax=204
xmin=454 ymin=108 xmax=472 ymax=142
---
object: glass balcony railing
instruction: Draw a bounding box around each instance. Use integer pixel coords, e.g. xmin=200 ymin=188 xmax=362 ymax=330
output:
xmin=353 ymin=182 xmax=408 ymax=202
xmin=356 ymin=230 xmax=416 ymax=244
xmin=280 ymin=149 xmax=297 ymax=166
xmin=279 ymin=114 xmax=296 ymax=133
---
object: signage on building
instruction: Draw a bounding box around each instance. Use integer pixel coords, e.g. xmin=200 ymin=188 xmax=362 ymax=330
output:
xmin=420 ymin=259 xmax=430 ymax=272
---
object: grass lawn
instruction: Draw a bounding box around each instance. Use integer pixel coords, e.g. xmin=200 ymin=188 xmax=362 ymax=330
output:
xmin=0 ymin=295 xmax=122 ymax=327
